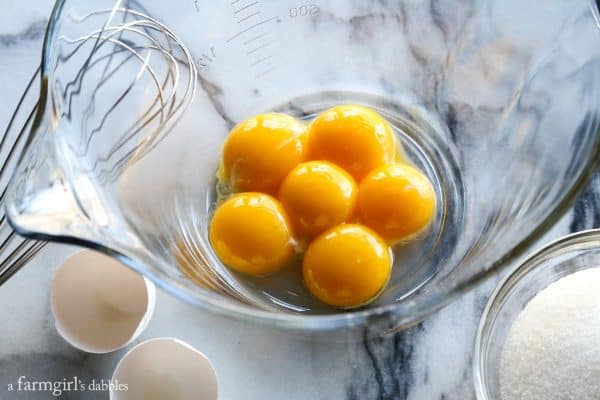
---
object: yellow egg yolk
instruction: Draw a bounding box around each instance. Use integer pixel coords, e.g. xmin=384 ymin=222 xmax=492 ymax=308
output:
xmin=307 ymin=105 xmax=398 ymax=181
xmin=220 ymin=113 xmax=308 ymax=195
xmin=303 ymin=224 xmax=391 ymax=308
xmin=279 ymin=161 xmax=357 ymax=238
xmin=358 ymin=164 xmax=436 ymax=244
xmin=210 ymin=193 xmax=295 ymax=276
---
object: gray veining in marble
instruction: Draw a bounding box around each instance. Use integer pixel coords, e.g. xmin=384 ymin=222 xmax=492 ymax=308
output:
xmin=1 ymin=1 xmax=599 ymax=400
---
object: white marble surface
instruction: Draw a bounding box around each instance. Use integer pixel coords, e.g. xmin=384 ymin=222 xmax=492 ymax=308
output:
xmin=0 ymin=1 xmax=599 ymax=399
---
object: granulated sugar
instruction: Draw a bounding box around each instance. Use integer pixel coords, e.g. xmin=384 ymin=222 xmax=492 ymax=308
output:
xmin=500 ymin=267 xmax=600 ymax=400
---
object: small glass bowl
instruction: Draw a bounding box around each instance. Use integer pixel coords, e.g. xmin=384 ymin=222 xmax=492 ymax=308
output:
xmin=473 ymin=229 xmax=600 ymax=399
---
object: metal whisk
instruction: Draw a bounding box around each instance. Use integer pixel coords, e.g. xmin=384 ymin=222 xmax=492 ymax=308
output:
xmin=0 ymin=67 xmax=46 ymax=285
xmin=53 ymin=1 xmax=197 ymax=183
xmin=1 ymin=0 xmax=197 ymax=284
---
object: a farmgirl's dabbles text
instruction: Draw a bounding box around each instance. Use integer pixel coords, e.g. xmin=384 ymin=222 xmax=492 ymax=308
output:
xmin=208 ymin=105 xmax=436 ymax=309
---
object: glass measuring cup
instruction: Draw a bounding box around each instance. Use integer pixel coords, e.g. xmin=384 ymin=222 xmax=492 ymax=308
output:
xmin=6 ymin=0 xmax=600 ymax=334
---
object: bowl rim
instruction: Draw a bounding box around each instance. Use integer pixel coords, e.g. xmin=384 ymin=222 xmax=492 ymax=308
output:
xmin=17 ymin=0 xmax=600 ymax=333
xmin=473 ymin=228 xmax=600 ymax=400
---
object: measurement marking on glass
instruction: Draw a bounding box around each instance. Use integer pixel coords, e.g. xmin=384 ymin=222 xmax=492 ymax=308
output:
xmin=243 ymin=32 xmax=270 ymax=46
xmin=247 ymin=41 xmax=273 ymax=55
xmin=289 ymin=3 xmax=320 ymax=18
xmin=234 ymin=2 xmax=259 ymax=14
xmin=197 ymin=46 xmax=216 ymax=69
xmin=238 ymin=10 xmax=261 ymax=24
xmin=250 ymin=54 xmax=275 ymax=67
xmin=226 ymin=17 xmax=278 ymax=43
xmin=256 ymin=66 xmax=277 ymax=79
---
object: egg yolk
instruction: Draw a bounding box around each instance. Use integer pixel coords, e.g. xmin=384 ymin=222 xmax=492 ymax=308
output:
xmin=220 ymin=113 xmax=308 ymax=195
xmin=358 ymin=164 xmax=436 ymax=244
xmin=303 ymin=224 xmax=391 ymax=308
xmin=210 ymin=193 xmax=295 ymax=276
xmin=307 ymin=105 xmax=398 ymax=181
xmin=279 ymin=161 xmax=357 ymax=238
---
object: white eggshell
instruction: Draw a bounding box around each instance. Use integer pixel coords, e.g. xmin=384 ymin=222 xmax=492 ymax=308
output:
xmin=110 ymin=338 xmax=218 ymax=400
xmin=50 ymin=250 xmax=156 ymax=353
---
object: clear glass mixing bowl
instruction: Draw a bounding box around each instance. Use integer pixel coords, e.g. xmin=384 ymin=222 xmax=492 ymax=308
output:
xmin=6 ymin=0 xmax=600 ymax=334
